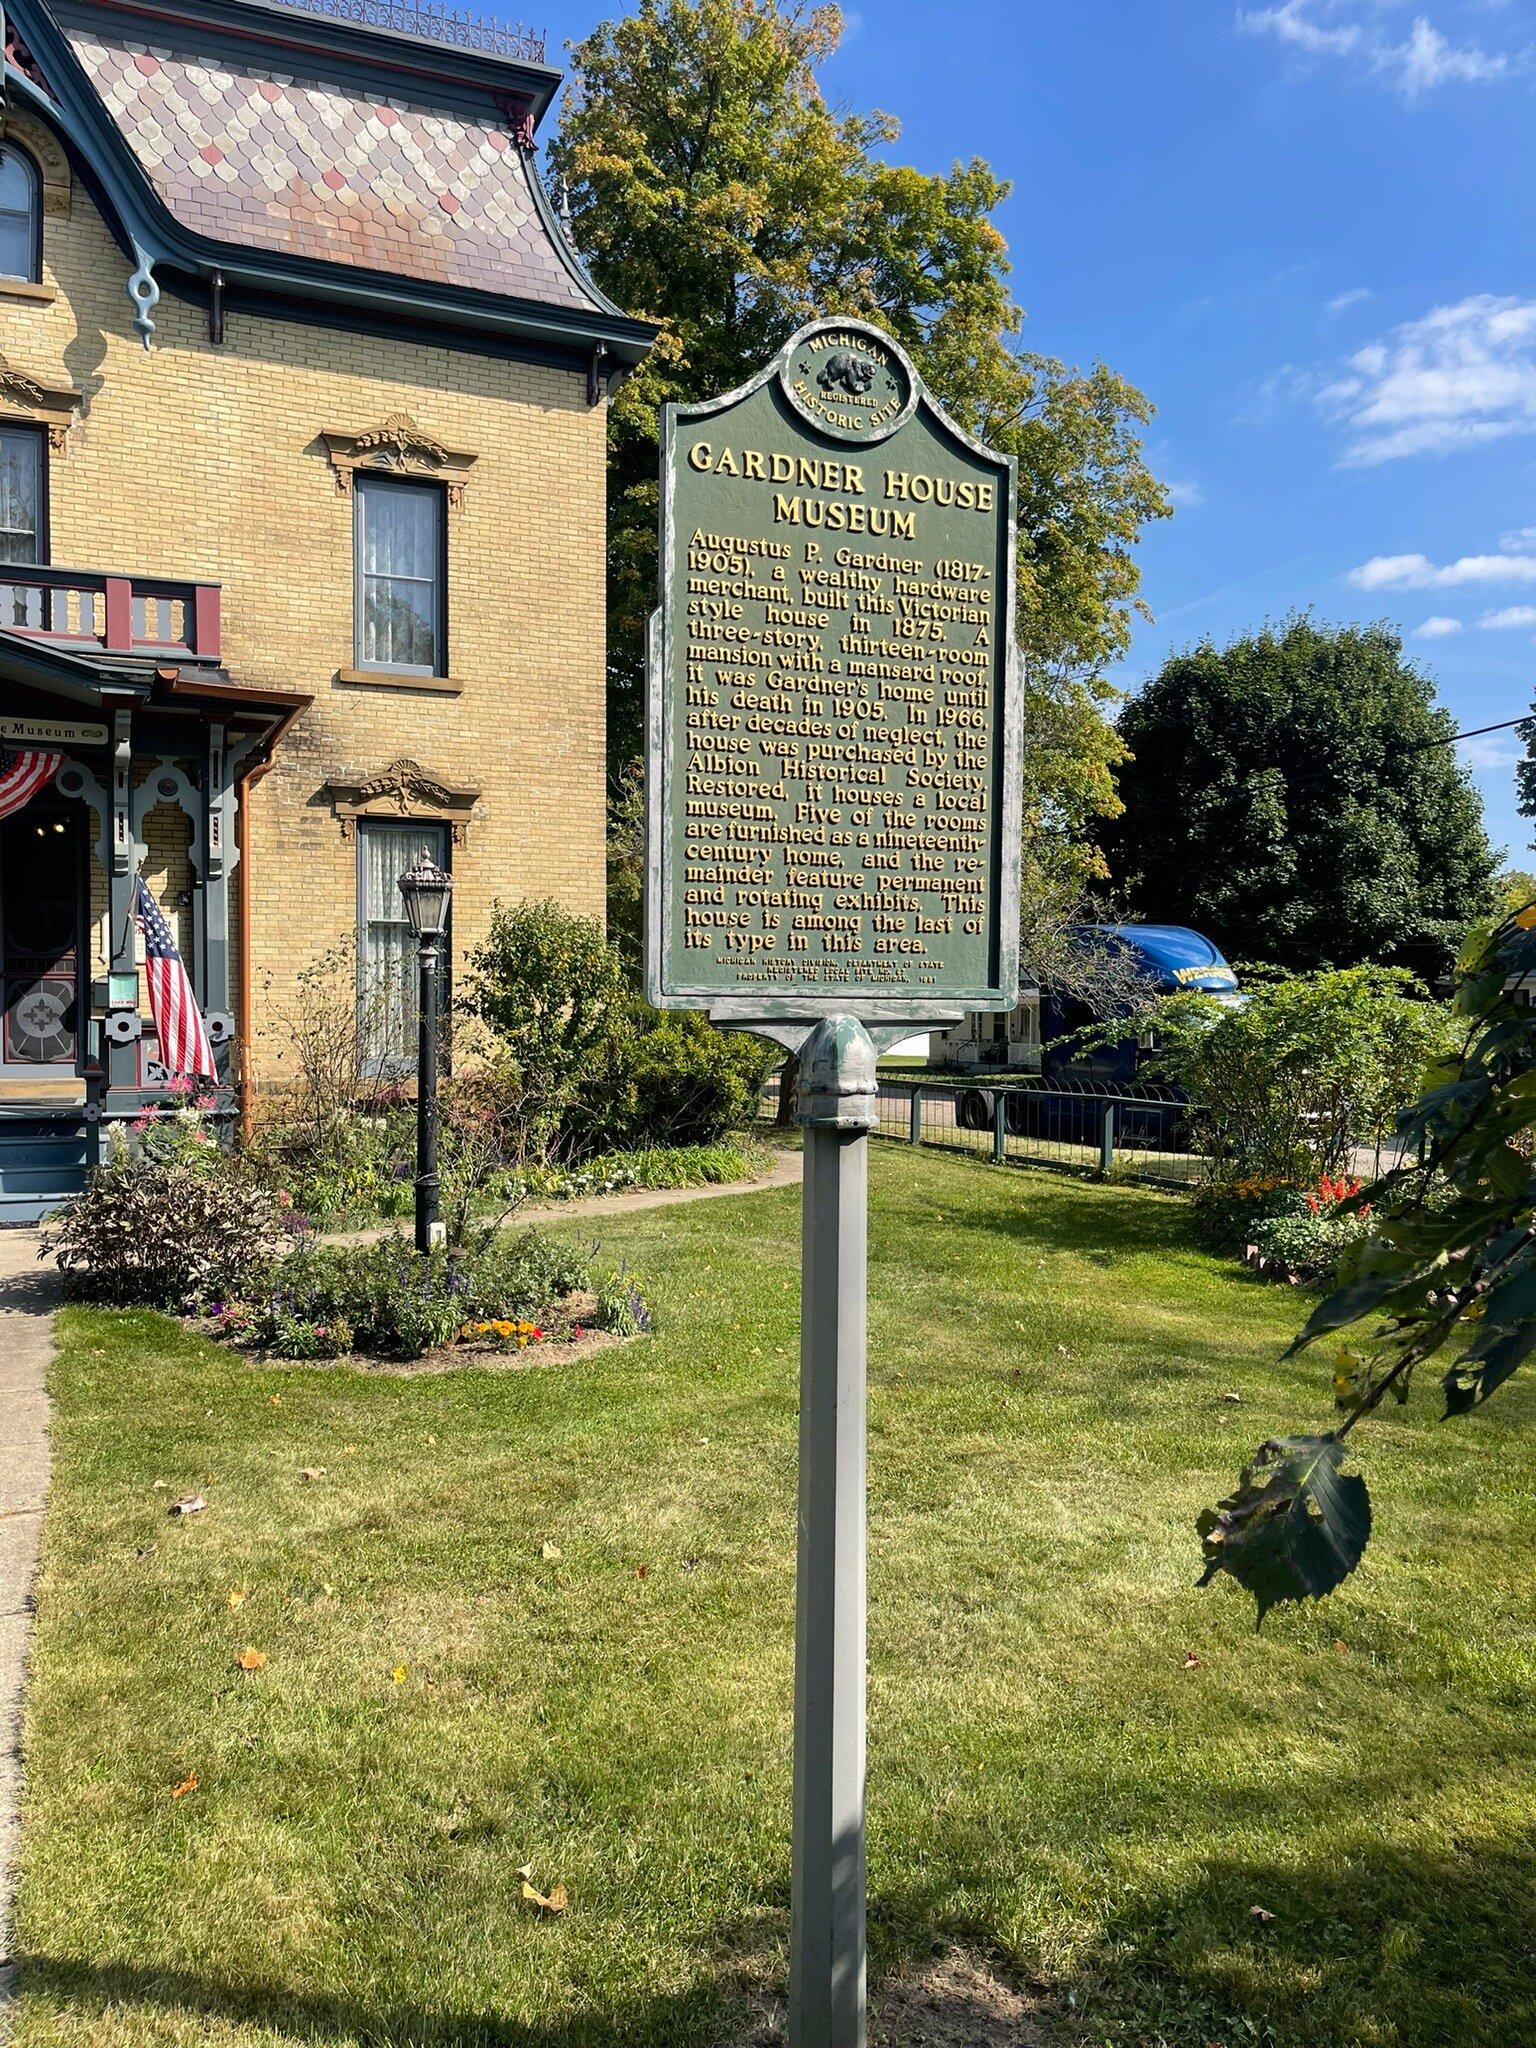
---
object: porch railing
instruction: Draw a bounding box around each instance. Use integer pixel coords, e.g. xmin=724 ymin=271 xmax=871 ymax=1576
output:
xmin=0 ymin=566 xmax=221 ymax=661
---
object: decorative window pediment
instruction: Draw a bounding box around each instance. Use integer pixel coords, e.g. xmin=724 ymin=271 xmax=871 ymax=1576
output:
xmin=321 ymin=414 xmax=477 ymax=509
xmin=0 ymin=348 xmax=80 ymax=449
xmin=322 ymin=757 xmax=479 ymax=845
xmin=0 ymin=111 xmax=70 ymax=217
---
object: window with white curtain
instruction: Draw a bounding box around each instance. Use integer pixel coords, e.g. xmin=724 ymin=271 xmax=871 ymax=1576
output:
xmin=0 ymin=425 xmax=43 ymax=566
xmin=355 ymin=475 xmax=444 ymax=675
xmin=358 ymin=821 xmax=449 ymax=1070
xmin=0 ymin=146 xmax=40 ymax=283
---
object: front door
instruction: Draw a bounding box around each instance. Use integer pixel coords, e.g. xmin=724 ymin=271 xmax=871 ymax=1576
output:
xmin=0 ymin=798 xmax=82 ymax=1070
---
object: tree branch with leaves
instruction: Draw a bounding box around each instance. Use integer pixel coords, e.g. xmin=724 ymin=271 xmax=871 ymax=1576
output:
xmin=1198 ymin=903 xmax=1536 ymax=1619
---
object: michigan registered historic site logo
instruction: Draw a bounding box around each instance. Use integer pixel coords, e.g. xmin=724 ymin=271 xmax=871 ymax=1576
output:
xmin=779 ymin=319 xmax=917 ymax=444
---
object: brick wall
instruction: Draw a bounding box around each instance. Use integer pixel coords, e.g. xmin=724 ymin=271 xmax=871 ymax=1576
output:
xmin=4 ymin=148 xmax=609 ymax=1091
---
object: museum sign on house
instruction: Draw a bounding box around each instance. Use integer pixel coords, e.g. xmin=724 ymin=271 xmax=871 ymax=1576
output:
xmin=0 ymin=0 xmax=652 ymax=1219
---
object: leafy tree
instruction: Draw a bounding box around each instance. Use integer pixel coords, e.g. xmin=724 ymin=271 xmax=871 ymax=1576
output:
xmin=1199 ymin=906 xmax=1536 ymax=1619
xmin=1100 ymin=618 xmax=1499 ymax=980
xmin=1153 ymin=967 xmax=1451 ymax=1185
xmin=1498 ymin=866 xmax=1536 ymax=915
xmin=549 ymin=0 xmax=1170 ymax=918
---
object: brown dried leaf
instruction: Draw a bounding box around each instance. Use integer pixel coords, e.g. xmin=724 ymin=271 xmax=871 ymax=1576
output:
xmin=234 ymin=1646 xmax=267 ymax=1672
xmin=170 ymin=1773 xmax=198 ymax=1800
xmin=520 ymin=1879 xmax=568 ymax=1915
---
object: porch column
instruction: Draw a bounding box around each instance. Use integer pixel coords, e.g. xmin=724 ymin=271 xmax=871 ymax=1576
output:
xmin=203 ymin=723 xmax=233 ymax=1068
xmin=106 ymin=706 xmax=137 ymax=1094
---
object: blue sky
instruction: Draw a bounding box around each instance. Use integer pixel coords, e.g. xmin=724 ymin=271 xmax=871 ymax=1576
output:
xmin=544 ymin=0 xmax=1536 ymax=864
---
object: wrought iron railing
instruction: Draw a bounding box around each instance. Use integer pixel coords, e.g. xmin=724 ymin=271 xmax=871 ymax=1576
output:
xmin=0 ymin=566 xmax=221 ymax=660
xmin=266 ymin=0 xmax=546 ymax=62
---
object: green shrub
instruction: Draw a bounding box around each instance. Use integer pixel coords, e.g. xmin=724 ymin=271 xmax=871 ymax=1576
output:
xmin=1191 ymin=1176 xmax=1310 ymax=1249
xmin=605 ymin=1011 xmax=776 ymax=1149
xmin=246 ymin=1225 xmax=594 ymax=1360
xmin=594 ymin=1265 xmax=653 ymax=1337
xmin=1249 ymin=1207 xmax=1372 ymax=1282
xmin=258 ymin=1312 xmax=354 ymax=1360
xmin=463 ymin=899 xmax=628 ymax=1151
xmin=1154 ymin=966 xmax=1452 ymax=1183
xmin=45 ymin=1143 xmax=284 ymax=1308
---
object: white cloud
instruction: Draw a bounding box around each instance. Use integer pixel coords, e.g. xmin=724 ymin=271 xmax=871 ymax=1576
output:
xmin=1479 ymin=604 xmax=1536 ymax=627
xmin=1349 ymin=548 xmax=1536 ymax=589
xmin=1317 ymin=294 xmax=1536 ymax=463
xmin=1239 ymin=3 xmax=1524 ymax=101
xmin=1412 ymin=614 xmax=1463 ymax=636
xmin=1327 ymin=287 xmax=1372 ymax=315
xmin=1165 ymin=479 xmax=1205 ymax=509
xmin=1460 ymin=731 xmax=1525 ymax=770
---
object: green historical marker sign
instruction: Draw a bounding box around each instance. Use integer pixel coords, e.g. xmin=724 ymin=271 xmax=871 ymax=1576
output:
xmin=646 ymin=316 xmax=1021 ymax=1023
xmin=644 ymin=318 xmax=1023 ymax=2048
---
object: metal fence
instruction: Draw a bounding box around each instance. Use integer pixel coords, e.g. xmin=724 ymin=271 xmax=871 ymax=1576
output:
xmin=765 ymin=1071 xmax=1416 ymax=1189
xmin=868 ymin=1074 xmax=1209 ymax=1185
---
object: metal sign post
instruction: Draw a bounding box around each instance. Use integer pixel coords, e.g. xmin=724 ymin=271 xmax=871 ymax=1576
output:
xmin=790 ymin=1016 xmax=876 ymax=2045
xmin=645 ymin=319 xmax=1022 ymax=2048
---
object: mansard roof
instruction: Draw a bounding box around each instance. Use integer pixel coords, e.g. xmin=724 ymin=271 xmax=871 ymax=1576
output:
xmin=4 ymin=0 xmax=655 ymax=366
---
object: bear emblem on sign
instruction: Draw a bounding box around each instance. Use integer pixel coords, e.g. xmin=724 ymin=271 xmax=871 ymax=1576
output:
xmin=817 ymin=350 xmax=876 ymax=397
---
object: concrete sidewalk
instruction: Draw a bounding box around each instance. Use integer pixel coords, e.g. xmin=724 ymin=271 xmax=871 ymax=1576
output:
xmin=0 ymin=1229 xmax=54 ymax=2007
xmin=325 ymin=1144 xmax=804 ymax=1248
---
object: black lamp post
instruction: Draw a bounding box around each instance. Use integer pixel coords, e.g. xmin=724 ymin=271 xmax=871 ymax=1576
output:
xmin=397 ymin=848 xmax=453 ymax=1254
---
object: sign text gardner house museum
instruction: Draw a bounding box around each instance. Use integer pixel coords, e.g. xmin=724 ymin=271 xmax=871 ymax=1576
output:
xmin=650 ymin=319 xmax=1020 ymax=1009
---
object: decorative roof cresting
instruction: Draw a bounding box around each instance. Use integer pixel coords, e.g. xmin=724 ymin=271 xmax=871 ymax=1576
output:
xmin=265 ymin=0 xmax=545 ymax=65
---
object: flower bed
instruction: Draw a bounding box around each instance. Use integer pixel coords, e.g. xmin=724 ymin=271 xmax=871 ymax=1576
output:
xmin=201 ymin=1231 xmax=652 ymax=1369
xmin=1242 ymin=1173 xmax=1373 ymax=1285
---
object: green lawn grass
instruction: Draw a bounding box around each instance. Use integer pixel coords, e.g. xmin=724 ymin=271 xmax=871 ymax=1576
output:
xmin=13 ymin=1145 xmax=1536 ymax=2047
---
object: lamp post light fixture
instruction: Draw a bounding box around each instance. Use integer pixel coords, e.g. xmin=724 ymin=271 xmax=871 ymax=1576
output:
xmin=396 ymin=848 xmax=453 ymax=1254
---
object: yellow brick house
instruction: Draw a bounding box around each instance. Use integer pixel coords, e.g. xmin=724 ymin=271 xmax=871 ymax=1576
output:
xmin=0 ymin=0 xmax=652 ymax=1218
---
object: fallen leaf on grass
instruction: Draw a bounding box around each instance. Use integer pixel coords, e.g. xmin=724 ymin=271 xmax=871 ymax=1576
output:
xmin=1250 ymin=1905 xmax=1276 ymax=1924
xmin=268 ymin=1394 xmax=284 ymax=1408
xmin=520 ymin=1880 xmax=568 ymax=1915
xmin=634 ymin=1565 xmax=649 ymax=1580
xmin=300 ymin=1467 xmax=326 ymax=1483
xmin=540 ymin=1542 xmax=562 ymax=1562
xmin=1180 ymin=1651 xmax=1203 ymax=1670
xmin=170 ymin=1773 xmax=198 ymax=1800
xmin=392 ymin=1664 xmax=409 ymax=1684
xmin=227 ymin=1589 xmax=248 ymax=1610
xmin=1220 ymin=1392 xmax=1242 ymax=1405
xmin=168 ymin=1495 xmax=207 ymax=1518
xmin=234 ymin=1646 xmax=267 ymax=1672
xmin=152 ymin=1479 xmax=168 ymax=1491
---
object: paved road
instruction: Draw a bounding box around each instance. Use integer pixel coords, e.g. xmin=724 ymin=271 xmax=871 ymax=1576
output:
xmin=0 ymin=1230 xmax=54 ymax=2008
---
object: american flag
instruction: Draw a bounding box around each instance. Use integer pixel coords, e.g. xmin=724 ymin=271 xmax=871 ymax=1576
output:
xmin=0 ymin=747 xmax=63 ymax=821
xmin=133 ymin=875 xmax=217 ymax=1081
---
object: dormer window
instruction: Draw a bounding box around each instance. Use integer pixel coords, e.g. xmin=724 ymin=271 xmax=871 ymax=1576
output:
xmin=0 ymin=148 xmax=41 ymax=284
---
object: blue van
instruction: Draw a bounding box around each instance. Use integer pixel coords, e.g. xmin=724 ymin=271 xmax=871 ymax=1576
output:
xmin=946 ymin=924 xmax=1240 ymax=1148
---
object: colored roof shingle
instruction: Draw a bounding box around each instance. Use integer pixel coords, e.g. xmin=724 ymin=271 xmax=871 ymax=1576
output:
xmin=58 ymin=17 xmax=602 ymax=313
